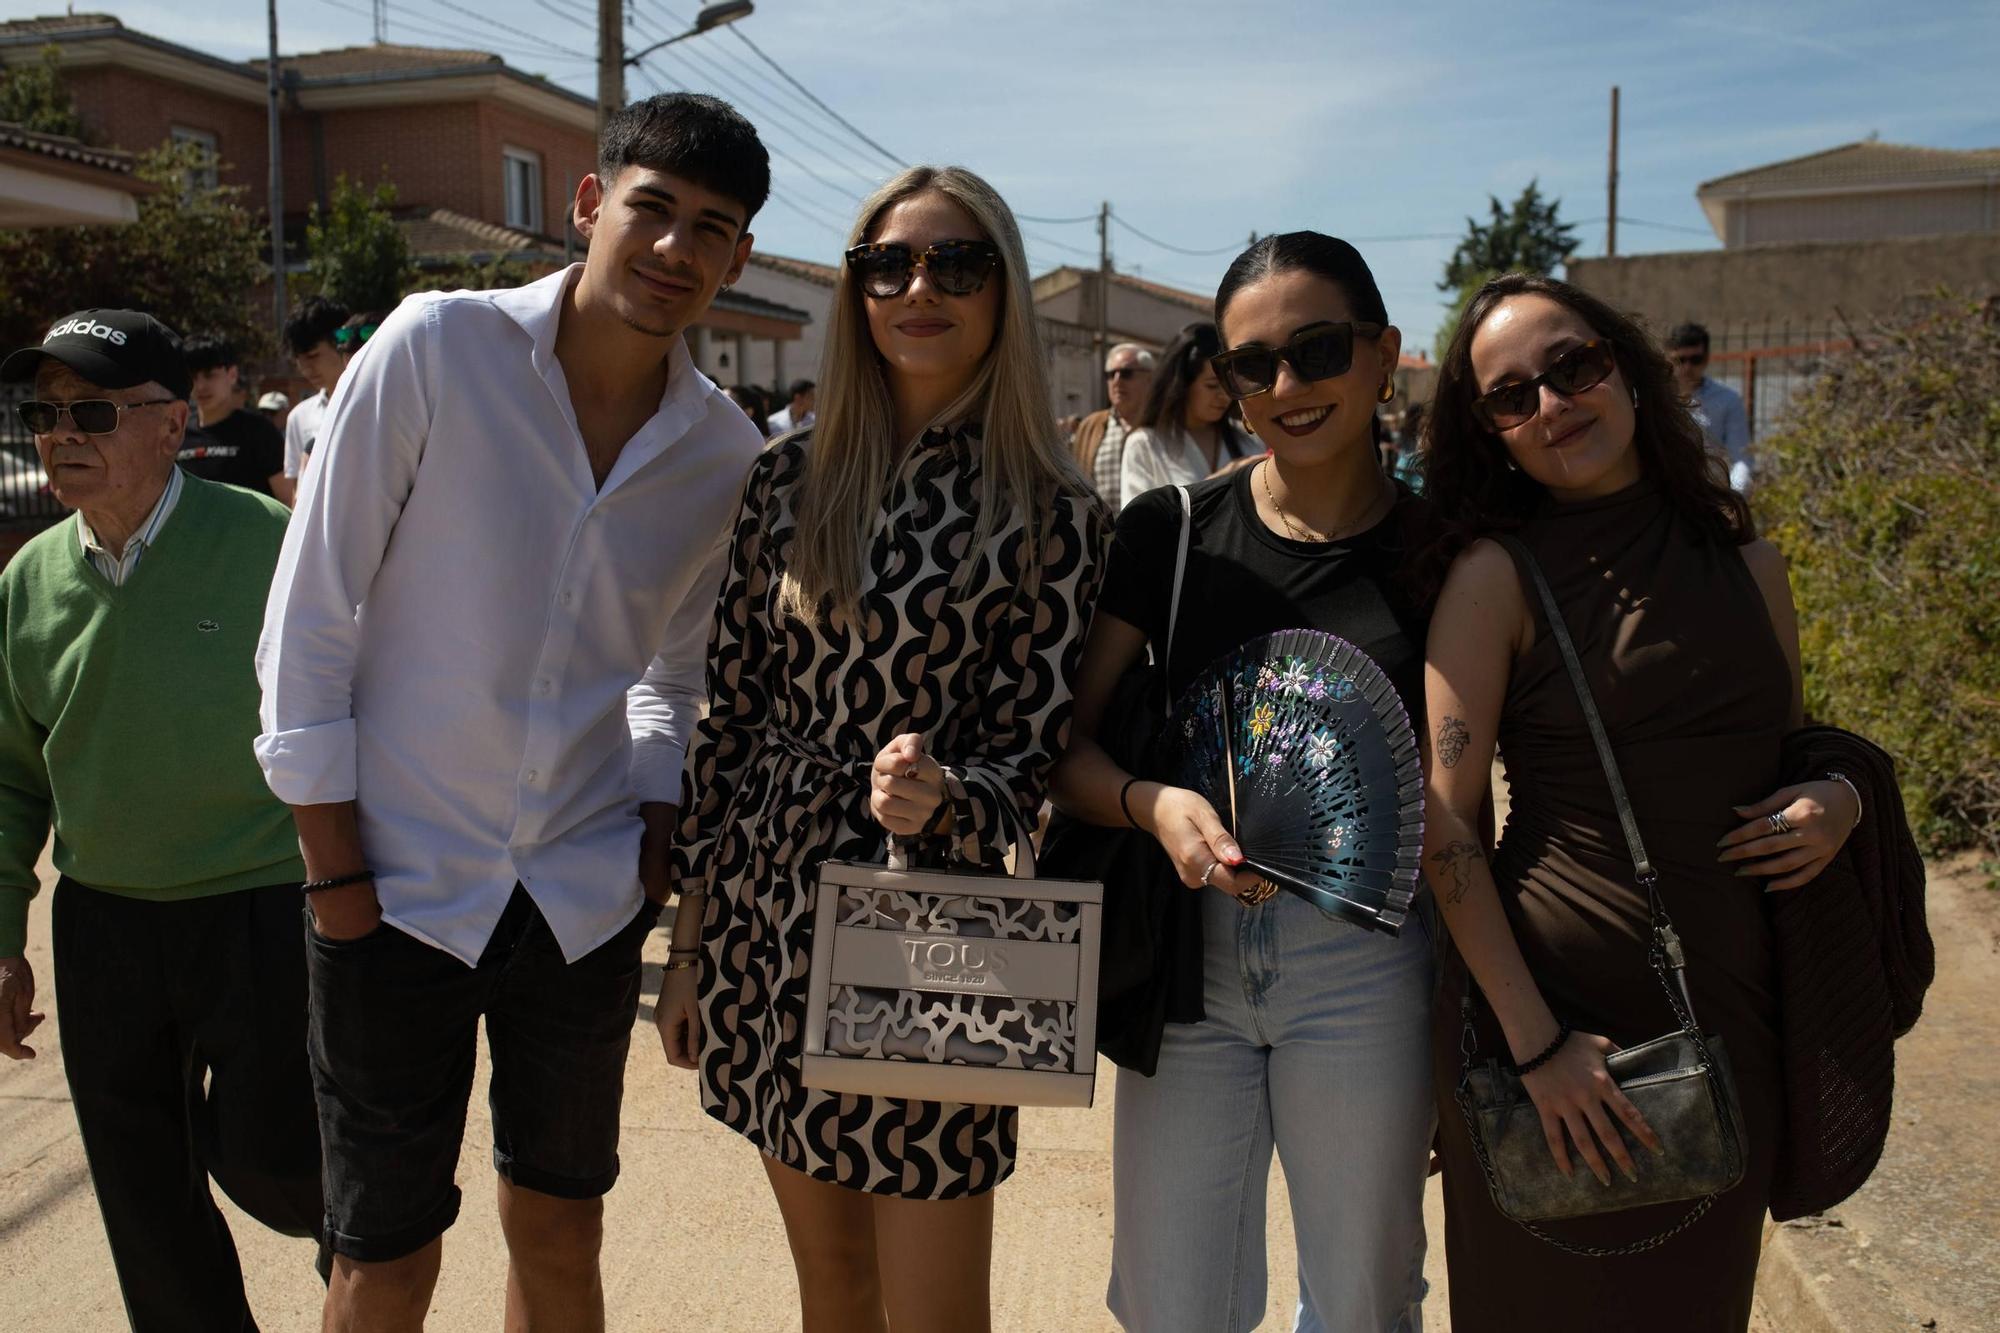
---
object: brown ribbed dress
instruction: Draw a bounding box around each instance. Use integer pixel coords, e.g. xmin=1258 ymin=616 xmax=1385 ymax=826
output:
xmin=1432 ymin=481 xmax=1790 ymax=1332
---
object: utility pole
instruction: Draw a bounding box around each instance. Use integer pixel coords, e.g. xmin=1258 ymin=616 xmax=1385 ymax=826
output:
xmin=1096 ymin=200 xmax=1110 ymax=409
xmin=267 ymin=0 xmax=286 ymax=341
xmin=597 ymin=0 xmax=625 ymax=142
xmin=1607 ymin=85 xmax=1620 ymax=257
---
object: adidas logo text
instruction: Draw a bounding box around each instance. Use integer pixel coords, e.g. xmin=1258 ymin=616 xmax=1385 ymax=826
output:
xmin=46 ymin=318 xmax=128 ymax=347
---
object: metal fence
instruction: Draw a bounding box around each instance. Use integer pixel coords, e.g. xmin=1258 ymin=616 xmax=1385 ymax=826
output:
xmin=1696 ymin=322 xmax=1853 ymax=440
xmin=0 ymin=382 xmax=62 ymax=529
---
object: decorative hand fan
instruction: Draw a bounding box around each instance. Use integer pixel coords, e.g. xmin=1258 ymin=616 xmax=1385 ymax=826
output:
xmin=1165 ymin=629 xmax=1424 ymax=935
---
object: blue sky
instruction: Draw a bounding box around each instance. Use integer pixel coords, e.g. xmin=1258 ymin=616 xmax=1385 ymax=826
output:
xmin=97 ymin=0 xmax=2000 ymax=351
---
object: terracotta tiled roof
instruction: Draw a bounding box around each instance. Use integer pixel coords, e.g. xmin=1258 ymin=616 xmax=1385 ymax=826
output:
xmin=400 ymin=208 xmax=557 ymax=258
xmin=0 ymin=13 xmax=124 ymax=37
xmin=0 ymin=120 xmax=137 ymax=176
xmin=748 ymin=251 xmax=838 ymax=286
xmin=253 ymin=44 xmax=503 ymax=77
xmin=1700 ymin=140 xmax=2000 ymax=194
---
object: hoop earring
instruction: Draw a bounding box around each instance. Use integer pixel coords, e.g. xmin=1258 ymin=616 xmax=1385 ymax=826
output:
xmin=1378 ymin=378 xmax=1395 ymax=404
xmin=1630 ymin=386 xmax=1639 ymax=409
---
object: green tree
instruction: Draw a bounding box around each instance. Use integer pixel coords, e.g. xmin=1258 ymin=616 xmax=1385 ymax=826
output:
xmin=0 ymin=139 xmax=267 ymax=353
xmin=1758 ymin=296 xmax=2000 ymax=865
xmin=0 ymin=45 xmax=84 ymax=140
xmin=1438 ymin=180 xmax=1578 ymax=292
xmin=305 ymin=175 xmax=412 ymax=312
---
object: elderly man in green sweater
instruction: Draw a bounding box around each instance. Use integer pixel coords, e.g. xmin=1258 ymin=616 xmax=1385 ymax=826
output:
xmin=0 ymin=310 xmax=323 ymax=1331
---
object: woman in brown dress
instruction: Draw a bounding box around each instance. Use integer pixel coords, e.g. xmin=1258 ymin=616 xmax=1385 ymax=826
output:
xmin=1417 ymin=274 xmax=1862 ymax=1331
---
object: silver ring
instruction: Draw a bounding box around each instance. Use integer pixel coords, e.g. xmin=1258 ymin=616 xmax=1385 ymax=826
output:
xmin=1201 ymin=859 xmax=1221 ymax=885
xmin=1768 ymin=812 xmax=1793 ymax=836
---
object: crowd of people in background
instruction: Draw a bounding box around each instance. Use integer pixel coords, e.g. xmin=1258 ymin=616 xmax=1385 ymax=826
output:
xmin=0 ymin=84 xmax=1853 ymax=1333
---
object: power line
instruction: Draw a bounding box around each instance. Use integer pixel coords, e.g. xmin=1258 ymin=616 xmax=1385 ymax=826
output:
xmin=395 ymin=0 xmax=595 ymax=59
xmin=727 ymin=26 xmax=907 ymax=170
xmin=627 ymin=8 xmax=894 ymax=192
xmin=1616 ymin=214 xmax=1713 ymax=236
xmin=632 ymin=61 xmax=865 ymax=212
xmin=1014 ymin=210 xmax=1098 ymax=225
xmin=1108 ymin=212 xmax=1242 ymax=257
xmin=315 ymin=0 xmax=588 ymax=63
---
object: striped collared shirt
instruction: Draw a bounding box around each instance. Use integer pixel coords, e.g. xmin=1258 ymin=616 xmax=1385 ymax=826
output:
xmin=77 ymin=466 xmax=183 ymax=587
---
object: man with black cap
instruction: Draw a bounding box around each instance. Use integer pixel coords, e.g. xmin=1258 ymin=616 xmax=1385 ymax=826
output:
xmin=0 ymin=309 xmax=324 ymax=1329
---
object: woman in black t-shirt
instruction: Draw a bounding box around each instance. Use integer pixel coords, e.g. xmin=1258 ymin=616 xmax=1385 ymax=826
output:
xmin=1051 ymin=233 xmax=1438 ymax=1331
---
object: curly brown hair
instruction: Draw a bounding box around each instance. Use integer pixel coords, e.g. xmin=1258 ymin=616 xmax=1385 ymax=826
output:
xmin=1418 ymin=273 xmax=1753 ymax=595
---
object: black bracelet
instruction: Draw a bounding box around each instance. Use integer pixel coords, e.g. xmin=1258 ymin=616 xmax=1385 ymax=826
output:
xmin=1509 ymin=1021 xmax=1573 ymax=1077
xmin=1118 ymin=778 xmax=1143 ymax=830
xmin=301 ymin=870 xmax=372 ymax=895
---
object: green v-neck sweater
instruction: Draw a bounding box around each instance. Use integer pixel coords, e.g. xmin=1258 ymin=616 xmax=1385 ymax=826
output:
xmin=0 ymin=475 xmax=305 ymax=957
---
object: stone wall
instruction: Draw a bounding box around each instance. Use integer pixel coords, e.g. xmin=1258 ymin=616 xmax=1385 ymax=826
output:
xmin=1568 ymin=232 xmax=2000 ymax=340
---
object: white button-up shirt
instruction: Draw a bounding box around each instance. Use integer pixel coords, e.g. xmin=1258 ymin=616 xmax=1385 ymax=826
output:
xmin=256 ymin=265 xmax=763 ymax=964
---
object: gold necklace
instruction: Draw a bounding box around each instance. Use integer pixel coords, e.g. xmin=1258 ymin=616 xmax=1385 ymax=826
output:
xmin=1260 ymin=458 xmax=1390 ymax=544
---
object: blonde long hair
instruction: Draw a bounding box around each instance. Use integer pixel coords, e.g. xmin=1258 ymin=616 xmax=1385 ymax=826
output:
xmin=777 ymin=164 xmax=1086 ymax=623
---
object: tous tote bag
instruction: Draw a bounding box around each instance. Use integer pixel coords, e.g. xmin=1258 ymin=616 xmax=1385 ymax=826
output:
xmin=803 ymin=809 xmax=1104 ymax=1109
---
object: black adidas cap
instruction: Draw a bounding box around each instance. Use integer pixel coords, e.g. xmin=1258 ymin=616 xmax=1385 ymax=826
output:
xmin=1 ymin=309 xmax=192 ymax=399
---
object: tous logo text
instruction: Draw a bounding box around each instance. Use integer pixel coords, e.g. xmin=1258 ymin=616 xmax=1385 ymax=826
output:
xmin=901 ymin=938 xmax=1010 ymax=986
xmin=46 ymin=318 xmax=128 ymax=347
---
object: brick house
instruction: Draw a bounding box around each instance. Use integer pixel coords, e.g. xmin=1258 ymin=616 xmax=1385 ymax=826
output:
xmin=0 ymin=14 xmax=808 ymax=363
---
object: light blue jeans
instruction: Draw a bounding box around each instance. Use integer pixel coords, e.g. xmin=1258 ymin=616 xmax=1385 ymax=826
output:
xmin=1108 ymin=886 xmax=1435 ymax=1333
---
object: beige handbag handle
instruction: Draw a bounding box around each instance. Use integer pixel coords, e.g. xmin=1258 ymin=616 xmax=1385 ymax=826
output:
xmin=884 ymin=796 xmax=1039 ymax=878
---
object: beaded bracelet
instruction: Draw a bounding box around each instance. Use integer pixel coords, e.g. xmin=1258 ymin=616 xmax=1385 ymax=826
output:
xmin=1509 ymin=1021 xmax=1573 ymax=1077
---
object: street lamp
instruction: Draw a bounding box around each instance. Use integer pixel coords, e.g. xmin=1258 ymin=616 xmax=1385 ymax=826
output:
xmin=625 ymin=1 xmax=754 ymax=67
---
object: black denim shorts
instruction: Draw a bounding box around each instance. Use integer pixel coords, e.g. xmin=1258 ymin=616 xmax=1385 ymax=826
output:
xmin=304 ymin=887 xmax=662 ymax=1262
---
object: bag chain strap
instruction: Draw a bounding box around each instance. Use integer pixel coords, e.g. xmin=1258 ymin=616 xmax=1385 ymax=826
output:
xmin=1452 ymin=535 xmax=1725 ymax=1258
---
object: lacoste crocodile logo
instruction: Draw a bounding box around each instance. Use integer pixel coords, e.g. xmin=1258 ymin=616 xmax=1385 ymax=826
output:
xmin=196 ymin=620 xmax=220 ymax=633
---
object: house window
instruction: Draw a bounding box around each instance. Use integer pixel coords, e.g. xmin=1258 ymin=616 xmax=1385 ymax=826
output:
xmin=169 ymin=125 xmax=219 ymax=193
xmin=502 ymin=147 xmax=542 ymax=233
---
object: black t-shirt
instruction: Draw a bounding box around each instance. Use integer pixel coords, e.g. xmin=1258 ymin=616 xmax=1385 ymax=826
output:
xmin=1096 ymin=466 xmax=1437 ymax=726
xmin=177 ymin=409 xmax=284 ymax=496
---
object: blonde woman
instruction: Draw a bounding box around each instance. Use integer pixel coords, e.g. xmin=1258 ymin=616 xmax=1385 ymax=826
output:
xmin=660 ymin=165 xmax=1107 ymax=1332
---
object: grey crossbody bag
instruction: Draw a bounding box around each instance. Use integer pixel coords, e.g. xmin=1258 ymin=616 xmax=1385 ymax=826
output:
xmin=1454 ymin=535 xmax=1748 ymax=1256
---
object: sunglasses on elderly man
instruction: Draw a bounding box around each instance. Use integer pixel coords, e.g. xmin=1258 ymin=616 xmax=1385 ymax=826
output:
xmin=1209 ymin=321 xmax=1385 ymax=399
xmin=1470 ymin=339 xmax=1619 ymax=431
xmin=16 ymin=397 xmax=178 ymax=436
xmin=845 ymin=240 xmax=1001 ymax=299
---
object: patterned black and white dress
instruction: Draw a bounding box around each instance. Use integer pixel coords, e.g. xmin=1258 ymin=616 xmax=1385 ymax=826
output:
xmin=673 ymin=425 xmax=1108 ymax=1199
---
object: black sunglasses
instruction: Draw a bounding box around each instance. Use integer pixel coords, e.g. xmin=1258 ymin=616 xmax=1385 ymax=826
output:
xmin=16 ymin=397 xmax=178 ymax=436
xmin=1471 ymin=340 xmax=1618 ymax=431
xmin=1209 ymin=321 xmax=1384 ymax=399
xmin=1105 ymin=366 xmax=1146 ymax=381
xmin=845 ymin=240 xmax=1001 ymax=299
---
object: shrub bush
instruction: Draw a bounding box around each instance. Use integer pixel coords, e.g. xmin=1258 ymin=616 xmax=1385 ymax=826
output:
xmin=1758 ymin=296 xmax=1999 ymax=864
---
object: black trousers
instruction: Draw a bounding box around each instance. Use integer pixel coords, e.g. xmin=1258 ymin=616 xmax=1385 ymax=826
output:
xmin=52 ymin=877 xmax=324 ymax=1333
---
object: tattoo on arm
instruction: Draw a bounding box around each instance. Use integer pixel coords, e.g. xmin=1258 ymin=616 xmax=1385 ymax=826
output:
xmin=1437 ymin=715 xmax=1470 ymax=768
xmin=1427 ymin=840 xmax=1482 ymax=906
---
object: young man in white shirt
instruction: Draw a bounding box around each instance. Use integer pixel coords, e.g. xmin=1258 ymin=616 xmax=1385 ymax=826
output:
xmin=279 ymin=296 xmax=351 ymax=504
xmin=256 ymin=93 xmax=770 ymax=1332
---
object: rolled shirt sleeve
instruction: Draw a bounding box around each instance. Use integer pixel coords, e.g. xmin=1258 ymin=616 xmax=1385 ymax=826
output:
xmin=254 ymin=302 xmax=431 ymax=806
